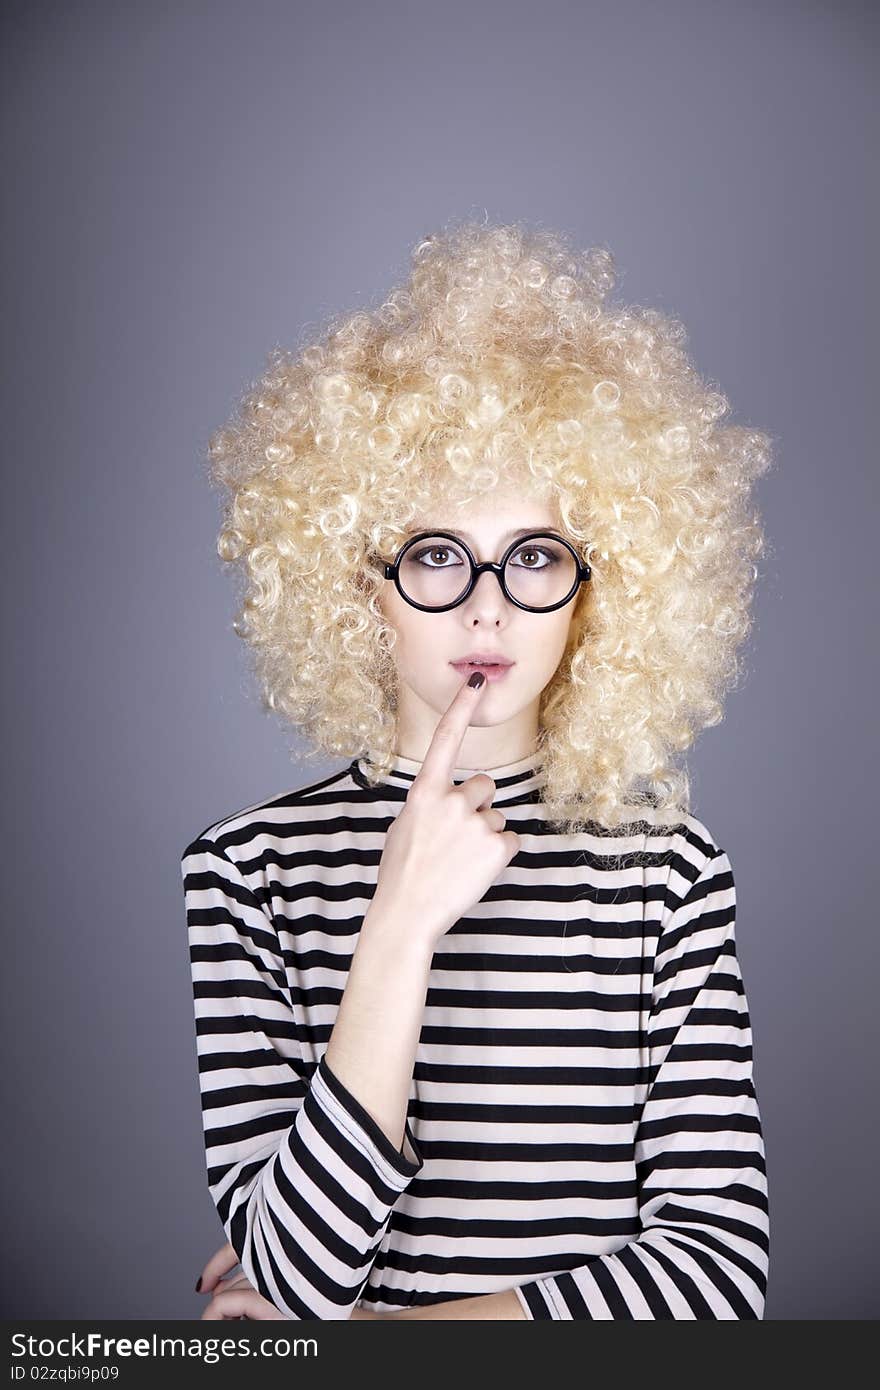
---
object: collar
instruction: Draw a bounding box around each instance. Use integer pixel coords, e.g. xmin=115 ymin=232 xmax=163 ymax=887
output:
xmin=350 ymin=748 xmax=547 ymax=805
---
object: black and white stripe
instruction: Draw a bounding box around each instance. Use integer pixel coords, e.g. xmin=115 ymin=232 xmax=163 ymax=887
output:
xmin=181 ymin=752 xmax=769 ymax=1319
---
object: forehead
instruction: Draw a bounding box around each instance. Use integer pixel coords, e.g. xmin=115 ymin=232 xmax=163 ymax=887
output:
xmin=409 ymin=493 xmax=562 ymax=536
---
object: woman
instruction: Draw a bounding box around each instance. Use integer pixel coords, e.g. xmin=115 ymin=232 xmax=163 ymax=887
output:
xmin=182 ymin=219 xmax=772 ymax=1319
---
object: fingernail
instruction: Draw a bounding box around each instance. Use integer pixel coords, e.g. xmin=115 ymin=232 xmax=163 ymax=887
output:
xmin=195 ymin=1276 xmax=202 ymax=1292
xmin=467 ymin=671 xmax=485 ymax=688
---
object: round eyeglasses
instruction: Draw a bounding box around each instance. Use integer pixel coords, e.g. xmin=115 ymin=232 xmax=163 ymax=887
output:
xmin=381 ymin=530 xmax=592 ymax=614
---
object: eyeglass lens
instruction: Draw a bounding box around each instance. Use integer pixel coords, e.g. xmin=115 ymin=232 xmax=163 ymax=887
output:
xmin=397 ymin=535 xmax=578 ymax=610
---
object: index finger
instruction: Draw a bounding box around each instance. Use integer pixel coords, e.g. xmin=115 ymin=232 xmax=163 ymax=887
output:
xmin=196 ymin=1240 xmax=241 ymax=1293
xmin=416 ymin=670 xmax=488 ymax=789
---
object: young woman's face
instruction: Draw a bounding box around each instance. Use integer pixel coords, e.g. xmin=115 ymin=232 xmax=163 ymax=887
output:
xmin=378 ymin=487 xmax=584 ymax=764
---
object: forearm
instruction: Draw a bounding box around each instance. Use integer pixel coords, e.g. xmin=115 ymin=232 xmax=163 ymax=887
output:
xmin=386 ymin=1290 xmax=526 ymax=1320
xmin=324 ymin=903 xmax=434 ymax=1152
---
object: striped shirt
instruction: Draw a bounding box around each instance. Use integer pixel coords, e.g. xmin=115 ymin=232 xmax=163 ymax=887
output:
xmin=181 ymin=750 xmax=769 ymax=1320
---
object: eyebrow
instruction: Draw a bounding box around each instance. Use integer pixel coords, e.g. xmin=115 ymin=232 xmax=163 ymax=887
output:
xmin=408 ymin=525 xmax=562 ymax=542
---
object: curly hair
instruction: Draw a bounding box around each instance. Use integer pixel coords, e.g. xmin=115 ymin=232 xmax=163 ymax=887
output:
xmin=204 ymin=217 xmax=775 ymax=833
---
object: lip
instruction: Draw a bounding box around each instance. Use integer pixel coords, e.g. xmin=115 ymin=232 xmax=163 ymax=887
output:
xmin=450 ymin=660 xmax=515 ymax=683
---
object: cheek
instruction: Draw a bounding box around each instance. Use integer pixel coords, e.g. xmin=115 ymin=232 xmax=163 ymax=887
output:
xmin=529 ymin=613 xmax=576 ymax=670
xmin=382 ymin=601 xmax=443 ymax=668
xmin=377 ymin=587 xmax=410 ymax=640
xmin=537 ymin=627 xmax=575 ymax=687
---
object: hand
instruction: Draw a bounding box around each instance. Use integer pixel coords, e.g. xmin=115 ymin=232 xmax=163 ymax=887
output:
xmin=368 ymin=672 xmax=522 ymax=950
xmin=195 ymin=1239 xmax=391 ymax=1320
xmin=195 ymin=1240 xmax=287 ymax=1321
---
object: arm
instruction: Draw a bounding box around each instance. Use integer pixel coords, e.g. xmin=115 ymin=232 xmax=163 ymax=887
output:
xmin=511 ymin=846 xmax=769 ymax=1319
xmin=387 ymin=1290 xmax=526 ymax=1320
xmin=182 ymin=833 xmax=432 ymax=1320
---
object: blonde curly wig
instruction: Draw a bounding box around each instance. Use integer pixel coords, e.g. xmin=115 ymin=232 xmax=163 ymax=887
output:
xmin=205 ymin=217 xmax=775 ymax=833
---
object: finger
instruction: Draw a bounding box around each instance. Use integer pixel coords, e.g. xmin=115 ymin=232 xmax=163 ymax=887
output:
xmin=201 ymin=1296 xmax=241 ymax=1321
xmin=417 ymin=670 xmax=488 ymax=790
xmin=457 ymin=772 xmax=497 ymax=812
xmin=216 ymin=1274 xmax=252 ymax=1294
xmin=201 ymin=1289 xmax=285 ymax=1321
xmin=501 ymin=829 xmax=522 ymax=859
xmin=197 ymin=1240 xmax=241 ymax=1294
xmin=477 ymin=805 xmax=506 ymax=832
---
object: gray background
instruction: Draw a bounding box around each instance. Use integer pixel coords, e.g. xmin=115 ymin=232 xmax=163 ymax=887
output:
xmin=2 ymin=0 xmax=876 ymax=1320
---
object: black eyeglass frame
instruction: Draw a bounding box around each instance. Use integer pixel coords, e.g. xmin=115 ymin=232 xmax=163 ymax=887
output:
xmin=381 ymin=529 xmax=592 ymax=615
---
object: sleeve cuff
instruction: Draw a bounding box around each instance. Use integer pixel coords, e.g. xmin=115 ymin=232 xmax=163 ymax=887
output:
xmin=313 ymin=1052 xmax=423 ymax=1185
xmin=514 ymin=1278 xmax=561 ymax=1319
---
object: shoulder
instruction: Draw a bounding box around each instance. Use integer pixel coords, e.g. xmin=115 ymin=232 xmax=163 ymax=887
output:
xmin=648 ymin=810 xmax=734 ymax=938
xmin=181 ymin=761 xmax=359 ymax=865
xmin=620 ymin=802 xmax=722 ymax=865
xmin=624 ymin=804 xmax=728 ymax=920
xmin=666 ymin=808 xmax=724 ymax=874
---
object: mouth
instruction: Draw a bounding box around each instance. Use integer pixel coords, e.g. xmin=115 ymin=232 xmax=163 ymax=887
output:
xmin=449 ymin=660 xmax=514 ymax=683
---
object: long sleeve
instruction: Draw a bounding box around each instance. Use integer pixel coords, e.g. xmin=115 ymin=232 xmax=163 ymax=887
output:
xmin=181 ymin=832 xmax=424 ymax=1320
xmin=514 ymin=846 xmax=769 ymax=1319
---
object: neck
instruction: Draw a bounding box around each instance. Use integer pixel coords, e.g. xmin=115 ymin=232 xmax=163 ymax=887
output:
xmin=394 ymin=735 xmax=539 ymax=767
xmin=355 ymin=745 xmax=547 ymax=806
xmin=393 ymin=694 xmax=541 ymax=770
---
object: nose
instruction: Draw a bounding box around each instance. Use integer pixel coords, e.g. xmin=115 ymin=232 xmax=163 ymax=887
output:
xmin=459 ymin=564 xmax=509 ymax=618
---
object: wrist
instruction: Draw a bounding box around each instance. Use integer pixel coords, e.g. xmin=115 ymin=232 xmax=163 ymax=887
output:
xmin=361 ymin=901 xmax=437 ymax=967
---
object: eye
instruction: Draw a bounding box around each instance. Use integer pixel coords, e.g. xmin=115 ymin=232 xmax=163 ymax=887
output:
xmin=509 ymin=544 xmax=558 ymax=569
xmin=411 ymin=544 xmax=466 ymax=568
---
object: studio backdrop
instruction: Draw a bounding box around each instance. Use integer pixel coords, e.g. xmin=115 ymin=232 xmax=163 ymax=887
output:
xmin=1 ymin=0 xmax=875 ymax=1322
